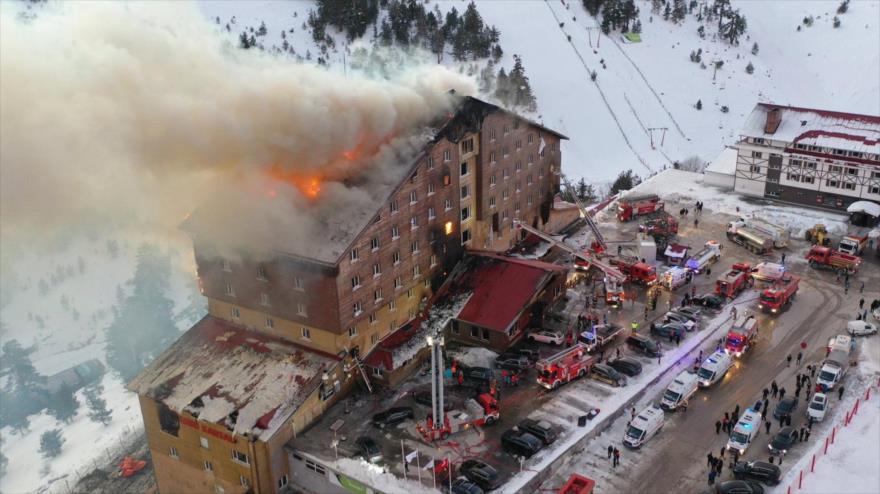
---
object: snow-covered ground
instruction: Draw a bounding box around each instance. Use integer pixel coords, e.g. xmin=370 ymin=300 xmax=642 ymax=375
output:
xmin=0 ymin=230 xmax=203 ymax=493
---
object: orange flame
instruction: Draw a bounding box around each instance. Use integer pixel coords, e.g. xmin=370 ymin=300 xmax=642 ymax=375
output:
xmin=265 ymin=164 xmax=322 ymax=200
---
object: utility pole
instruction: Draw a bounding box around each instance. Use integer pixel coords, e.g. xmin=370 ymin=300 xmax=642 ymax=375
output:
xmin=647 ymin=127 xmax=668 ymax=149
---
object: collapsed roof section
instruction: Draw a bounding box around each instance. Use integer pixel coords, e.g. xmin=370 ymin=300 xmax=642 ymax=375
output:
xmin=128 ymin=315 xmax=340 ymax=440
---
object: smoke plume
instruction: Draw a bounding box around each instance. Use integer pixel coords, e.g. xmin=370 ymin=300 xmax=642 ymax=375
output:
xmin=0 ymin=1 xmax=476 ymax=257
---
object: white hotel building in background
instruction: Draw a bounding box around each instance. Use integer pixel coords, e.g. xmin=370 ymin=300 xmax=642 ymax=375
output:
xmin=732 ymin=103 xmax=880 ymax=213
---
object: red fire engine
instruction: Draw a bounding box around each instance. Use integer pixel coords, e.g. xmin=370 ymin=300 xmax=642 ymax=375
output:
xmin=806 ymin=246 xmax=861 ymax=274
xmin=609 ymin=256 xmax=657 ymax=285
xmin=536 ymin=343 xmax=594 ymax=390
xmin=757 ymin=275 xmax=799 ymax=314
xmin=617 ymin=193 xmax=664 ymax=222
xmin=724 ymin=315 xmax=759 ymax=357
xmin=715 ymin=263 xmax=753 ymax=298
xmin=639 ymin=212 xmax=679 ymax=237
xmin=418 ymin=393 xmax=500 ymax=442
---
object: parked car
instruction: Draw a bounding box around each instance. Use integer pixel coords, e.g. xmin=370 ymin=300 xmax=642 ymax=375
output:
xmin=451 ymin=477 xmax=484 ymax=494
xmin=528 ymin=330 xmax=564 ymax=345
xmin=662 ymin=312 xmax=696 ymax=331
xmin=847 ymin=320 xmax=878 ymax=336
xmin=874 ymin=307 xmax=880 ymax=322
xmin=732 ymin=461 xmax=781 ymax=485
xmin=515 ymin=348 xmax=541 ymax=363
xmin=463 ymin=366 xmax=494 ymax=384
xmin=692 ymin=293 xmax=725 ymax=309
xmin=651 ymin=323 xmax=687 ymax=339
xmin=590 ymin=363 xmax=627 ymax=387
xmin=807 ymin=393 xmax=828 ymax=422
xmin=518 ymin=418 xmax=558 ymax=445
xmin=355 ymin=436 xmax=382 ymax=463
xmin=501 ymin=428 xmax=543 ymax=458
xmin=773 ymin=396 xmax=799 ymax=420
xmin=672 ymin=306 xmax=703 ymax=321
xmin=495 ymin=353 xmax=531 ymax=371
xmin=413 ymin=390 xmax=453 ymax=411
xmin=716 ymin=479 xmax=765 ymax=494
xmin=768 ymin=426 xmax=799 ymax=455
xmin=459 ymin=459 xmax=501 ymax=492
xmin=372 ymin=407 xmax=414 ymax=428
xmin=608 ymin=357 xmax=643 ymax=377
xmin=626 ymin=334 xmax=662 ymax=357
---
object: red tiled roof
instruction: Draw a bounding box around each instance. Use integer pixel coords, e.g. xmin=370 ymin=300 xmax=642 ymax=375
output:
xmin=455 ymin=254 xmax=563 ymax=333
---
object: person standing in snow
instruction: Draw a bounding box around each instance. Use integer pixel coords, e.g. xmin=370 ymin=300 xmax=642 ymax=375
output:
xmin=838 ymin=385 xmax=845 ymax=400
xmin=613 ymin=448 xmax=620 ymax=467
xmin=708 ymin=469 xmax=717 ymax=486
xmin=779 ymin=387 xmax=786 ymax=400
xmin=765 ymin=420 xmax=772 ymax=434
xmin=786 ymin=354 xmax=792 ymax=367
xmin=762 ymin=387 xmax=769 ymax=400
xmin=771 ymin=381 xmax=779 ymax=398
xmin=797 ymin=351 xmax=803 ymax=366
xmin=715 ymin=420 xmax=722 ymax=434
xmin=608 ymin=445 xmax=614 ymax=459
xmin=860 ymin=298 xmax=866 ymax=310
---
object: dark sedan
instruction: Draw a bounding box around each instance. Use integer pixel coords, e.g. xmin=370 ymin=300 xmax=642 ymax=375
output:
xmin=459 ymin=459 xmax=501 ymax=491
xmin=768 ymin=426 xmax=799 ymax=455
xmin=451 ymin=477 xmax=484 ymax=494
xmin=494 ymin=353 xmax=531 ymax=371
xmin=733 ymin=461 xmax=781 ymax=485
xmin=608 ymin=357 xmax=643 ymax=377
xmin=354 ymin=436 xmax=382 ymax=463
xmin=500 ymin=428 xmax=543 ymax=458
xmin=518 ymin=418 xmax=558 ymax=445
xmin=773 ymin=396 xmax=799 ymax=420
xmin=651 ymin=323 xmax=687 ymax=339
xmin=371 ymin=407 xmax=414 ymax=428
xmin=463 ymin=366 xmax=494 ymax=384
xmin=693 ymin=293 xmax=725 ymax=309
xmin=716 ymin=480 xmax=765 ymax=494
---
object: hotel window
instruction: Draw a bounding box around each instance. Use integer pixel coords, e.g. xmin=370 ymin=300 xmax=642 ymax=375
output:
xmin=301 ymin=327 xmax=311 ymax=340
xmin=428 ymin=182 xmax=435 ymax=195
xmin=527 ymin=193 xmax=533 ymax=206
xmin=412 ymin=265 xmax=421 ymax=278
xmin=374 ymin=289 xmax=383 ymax=302
xmin=503 ymin=124 xmax=510 ymax=135
xmin=749 ymin=165 xmax=761 ymax=173
xmin=489 ymin=128 xmax=496 ymax=140
xmin=829 ymin=165 xmax=843 ymax=173
xmin=260 ymin=293 xmax=270 ymax=306
xmin=221 ymin=258 xmax=231 ymax=272
xmin=427 ymin=156 xmax=434 ymax=169
xmin=410 ymin=191 xmax=418 ymax=204
xmin=751 ymin=151 xmax=763 ymax=159
xmin=407 ymin=288 xmax=414 ymax=298
xmin=369 ymin=313 xmax=377 ymax=324
xmin=170 ymin=447 xmax=179 ymax=459
xmin=371 ymin=333 xmax=379 ymax=345
xmin=869 ymin=186 xmax=880 ymax=195
xmin=371 ymin=237 xmax=379 ymax=251
xmin=503 ymin=168 xmax=510 ymax=179
xmin=527 ymin=174 xmax=533 ymax=185
xmin=843 ymin=182 xmax=856 ymax=191
xmin=462 ymin=228 xmax=472 ymax=243
xmin=443 ymin=149 xmax=451 ymax=162
xmin=392 ymin=251 xmax=401 ymax=265
xmin=516 ymin=180 xmax=522 ymax=192
xmin=372 ymin=367 xmax=383 ymax=377
xmin=350 ymin=248 xmax=360 ymax=262
xmin=430 ymin=254 xmax=437 ymax=267
xmin=373 ymin=263 xmax=381 ymax=277
xmin=424 ymin=278 xmax=430 ymax=288
xmin=240 ymin=476 xmax=249 ymax=488
xmin=411 ymin=240 xmax=419 ymax=254
xmin=490 ymin=174 xmax=497 ymax=187
xmin=294 ymin=276 xmax=305 ymax=291
xmin=503 ymin=146 xmax=509 ymax=157
xmin=461 ymin=206 xmax=471 ymax=221
xmin=515 ymin=201 xmax=521 ymax=213
xmin=232 ymin=451 xmax=250 ymax=465
xmin=349 ymin=327 xmax=358 ymax=337
xmin=753 ymin=137 xmax=765 ymax=144
xmin=528 ymin=133 xmax=534 ymax=144
xmin=539 ymin=167 xmax=544 ymax=178
xmin=528 ymin=153 xmax=534 ymax=164
xmin=390 ymin=200 xmax=399 ymax=214
xmin=489 ymin=196 xmax=496 ymax=208
xmin=462 ymin=138 xmax=474 ymax=154
xmin=846 ymin=168 xmax=858 ymax=175
xmin=278 ymin=476 xmax=289 ymax=489
xmin=428 ymin=207 xmax=436 ymax=220
xmin=204 ymin=460 xmax=213 ymax=472
xmin=460 ymin=162 xmax=469 ymax=176
xmin=353 ymin=301 xmax=363 ymax=316
xmin=410 ymin=216 xmax=419 ymax=230
xmin=225 ymin=282 xmax=235 ymax=297
xmin=231 ymin=307 xmax=240 ymax=319
xmin=461 ymin=185 xmax=470 ymax=199
xmin=297 ymin=303 xmax=307 ymax=317
xmin=503 ymin=188 xmax=509 ymax=200
xmin=394 ymin=276 xmax=402 ymax=289
xmin=266 ymin=317 xmax=274 ymax=328
xmin=805 ymin=162 xmax=817 ymax=169
xmin=516 ymin=139 xmax=522 ymax=150
xmin=389 ymin=299 xmax=397 ymax=311
xmin=802 ymin=176 xmax=815 ymax=184
xmin=257 ymin=265 xmax=268 ymax=281
xmin=443 ymin=173 xmax=451 ymax=186
xmin=826 ymin=180 xmax=839 ymax=188
xmin=515 ymin=161 xmax=523 ymax=173
xmin=470 ymin=327 xmax=479 ymax=338
xmin=490 ymin=151 xmax=497 ymax=163
xmin=444 ymin=199 xmax=452 ymax=211
xmin=408 ymin=307 xmax=417 ymax=319
xmin=351 ymin=276 xmax=361 ymax=290
xmin=391 ymin=225 xmax=400 ymax=239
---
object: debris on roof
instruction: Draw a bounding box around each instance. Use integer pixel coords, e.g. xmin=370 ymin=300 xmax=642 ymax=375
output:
xmin=128 ymin=316 xmax=338 ymax=439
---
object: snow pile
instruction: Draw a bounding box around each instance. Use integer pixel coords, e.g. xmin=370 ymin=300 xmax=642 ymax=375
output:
xmin=391 ymin=294 xmax=471 ymax=369
xmin=449 ymin=347 xmax=499 ymax=369
xmin=332 ymin=458 xmax=441 ymax=494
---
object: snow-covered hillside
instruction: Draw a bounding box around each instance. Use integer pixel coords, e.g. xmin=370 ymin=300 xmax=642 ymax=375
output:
xmin=200 ymin=0 xmax=880 ymax=183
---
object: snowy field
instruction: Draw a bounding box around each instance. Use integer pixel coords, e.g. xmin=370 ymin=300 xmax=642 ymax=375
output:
xmin=0 ymin=230 xmax=204 ymax=494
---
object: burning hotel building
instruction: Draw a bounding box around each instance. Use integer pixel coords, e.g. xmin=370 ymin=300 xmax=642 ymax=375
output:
xmin=129 ymin=95 xmax=569 ymax=494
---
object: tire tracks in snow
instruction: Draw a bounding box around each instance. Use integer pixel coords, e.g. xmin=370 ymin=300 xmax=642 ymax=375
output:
xmin=543 ymin=0 xmax=654 ymax=174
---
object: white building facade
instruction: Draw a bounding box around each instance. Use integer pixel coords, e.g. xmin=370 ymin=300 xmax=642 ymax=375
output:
xmin=733 ymin=103 xmax=880 ymax=211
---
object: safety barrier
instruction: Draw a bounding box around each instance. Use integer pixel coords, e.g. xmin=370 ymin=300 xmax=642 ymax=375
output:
xmin=784 ymin=375 xmax=879 ymax=493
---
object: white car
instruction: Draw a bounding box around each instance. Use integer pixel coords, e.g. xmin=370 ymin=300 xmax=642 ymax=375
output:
xmin=807 ymin=393 xmax=828 ymax=422
xmin=847 ymin=320 xmax=878 ymax=337
xmin=528 ymin=330 xmax=564 ymax=345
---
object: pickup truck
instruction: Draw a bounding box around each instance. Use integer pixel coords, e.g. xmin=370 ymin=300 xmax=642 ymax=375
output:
xmin=578 ymin=323 xmax=625 ymax=352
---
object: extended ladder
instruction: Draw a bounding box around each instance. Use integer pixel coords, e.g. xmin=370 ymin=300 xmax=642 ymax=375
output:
xmin=562 ymin=179 xmax=607 ymax=252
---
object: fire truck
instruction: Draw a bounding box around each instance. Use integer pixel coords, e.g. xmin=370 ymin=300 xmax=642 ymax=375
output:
xmin=806 ymin=246 xmax=861 ymax=274
xmin=639 ymin=212 xmax=679 ymax=237
xmin=715 ymin=263 xmax=754 ymax=298
xmin=724 ymin=315 xmax=759 ymax=357
xmin=609 ymin=256 xmax=657 ymax=285
xmin=536 ymin=343 xmax=595 ymax=390
xmin=617 ymin=193 xmax=664 ymax=222
xmin=418 ymin=393 xmax=499 ymax=442
xmin=757 ymin=275 xmax=799 ymax=314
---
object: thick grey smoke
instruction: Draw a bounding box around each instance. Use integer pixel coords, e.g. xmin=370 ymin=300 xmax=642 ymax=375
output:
xmin=0 ymin=1 xmax=475 ymax=255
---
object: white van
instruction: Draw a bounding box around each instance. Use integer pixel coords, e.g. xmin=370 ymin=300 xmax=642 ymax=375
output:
xmin=828 ymin=334 xmax=855 ymax=355
xmin=660 ymin=371 xmax=699 ymax=411
xmin=697 ymin=351 xmax=732 ymax=387
xmin=817 ymin=349 xmax=849 ymax=390
xmin=623 ymin=404 xmax=664 ymax=449
xmin=726 ymin=408 xmax=762 ymax=455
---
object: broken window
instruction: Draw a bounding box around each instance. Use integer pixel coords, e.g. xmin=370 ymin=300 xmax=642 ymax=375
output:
xmin=158 ymin=404 xmax=180 ymax=437
xmin=460 ymin=162 xmax=469 ymax=176
xmin=257 ymin=265 xmax=268 ymax=281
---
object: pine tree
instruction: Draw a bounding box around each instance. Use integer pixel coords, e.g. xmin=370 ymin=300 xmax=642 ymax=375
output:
xmin=837 ymin=0 xmax=849 ymax=14
xmin=751 ymin=42 xmax=759 ymax=55
xmin=1 ymin=340 xmax=45 ymax=393
xmin=84 ymin=385 xmax=113 ymax=425
xmin=663 ymin=3 xmax=671 ymax=20
xmin=257 ymin=21 xmax=267 ymax=36
xmin=239 ymin=31 xmax=251 ymax=49
xmin=583 ymin=0 xmax=606 ymax=16
xmin=696 ymin=99 xmax=703 ymax=110
xmin=672 ymin=0 xmax=687 ymax=22
xmin=632 ymin=19 xmax=642 ymax=33
xmin=495 ymin=67 xmax=510 ymax=106
xmin=47 ymin=383 xmax=79 ymax=424
xmin=720 ymin=10 xmax=746 ymax=44
xmin=610 ymin=170 xmax=641 ymax=194
xmin=509 ymin=55 xmax=537 ymax=111
xmin=39 ymin=429 xmax=64 ymax=459
xmin=833 ymin=16 xmax=841 ymax=28
xmin=745 ymin=61 xmax=754 ymax=74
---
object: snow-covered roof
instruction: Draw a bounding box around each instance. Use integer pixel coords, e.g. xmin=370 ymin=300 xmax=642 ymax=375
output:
xmin=847 ymin=200 xmax=880 ymax=217
xmin=128 ymin=316 xmax=338 ymax=440
xmin=705 ymin=147 xmax=738 ymax=175
xmin=740 ymin=103 xmax=880 ymax=155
